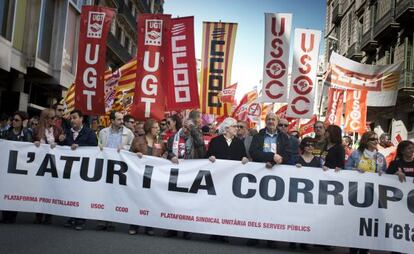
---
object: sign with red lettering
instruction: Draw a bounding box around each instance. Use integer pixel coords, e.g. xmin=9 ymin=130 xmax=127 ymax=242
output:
xmin=131 ymin=14 xmax=172 ymax=121
xmin=166 ymin=17 xmax=199 ymax=111
xmin=75 ymin=6 xmax=115 ymax=115
xmin=261 ymin=13 xmax=292 ymax=103
xmin=286 ymin=29 xmax=321 ymax=119
xmin=219 ymin=83 xmax=237 ymax=103
xmin=344 ymin=89 xmax=367 ymax=134
xmin=324 ymin=87 xmax=344 ymax=126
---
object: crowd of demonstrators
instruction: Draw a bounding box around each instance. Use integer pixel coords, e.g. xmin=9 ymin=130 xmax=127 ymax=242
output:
xmin=2 ymin=107 xmax=414 ymax=254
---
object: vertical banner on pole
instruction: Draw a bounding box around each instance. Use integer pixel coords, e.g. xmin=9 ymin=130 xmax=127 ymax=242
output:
xmin=131 ymin=14 xmax=172 ymax=121
xmin=286 ymin=29 xmax=321 ymax=119
xmin=200 ymin=22 xmax=238 ymax=116
xmin=75 ymin=6 xmax=115 ymax=115
xmin=166 ymin=16 xmax=200 ymax=111
xmin=344 ymin=89 xmax=368 ymax=134
xmin=261 ymin=13 xmax=292 ymax=102
xmin=324 ymin=87 xmax=345 ymax=126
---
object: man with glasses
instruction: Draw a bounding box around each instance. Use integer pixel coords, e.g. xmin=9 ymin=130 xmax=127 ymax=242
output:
xmin=313 ymin=121 xmax=327 ymax=157
xmin=123 ymin=114 xmax=135 ymax=131
xmin=237 ymin=120 xmax=253 ymax=160
xmin=250 ymin=112 xmax=292 ymax=167
xmin=278 ymin=118 xmax=299 ymax=164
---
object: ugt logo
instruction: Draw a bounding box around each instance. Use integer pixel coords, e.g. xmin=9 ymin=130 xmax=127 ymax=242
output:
xmin=145 ymin=20 xmax=163 ymax=46
xmin=87 ymin=12 xmax=106 ymax=38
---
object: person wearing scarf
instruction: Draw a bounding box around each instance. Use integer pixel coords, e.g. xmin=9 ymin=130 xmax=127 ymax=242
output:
xmin=345 ymin=131 xmax=386 ymax=254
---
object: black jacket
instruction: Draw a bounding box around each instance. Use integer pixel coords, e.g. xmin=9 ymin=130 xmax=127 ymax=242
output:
xmin=62 ymin=126 xmax=98 ymax=147
xmin=249 ymin=128 xmax=292 ymax=165
xmin=207 ymin=135 xmax=247 ymax=161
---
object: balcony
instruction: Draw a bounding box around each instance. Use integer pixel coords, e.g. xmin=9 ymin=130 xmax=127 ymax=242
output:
xmin=116 ymin=0 xmax=137 ymax=31
xmin=107 ymin=33 xmax=132 ymax=64
xmin=355 ymin=0 xmax=366 ymax=16
xmin=373 ymin=9 xmax=400 ymax=40
xmin=399 ymin=68 xmax=414 ymax=89
xmin=395 ymin=0 xmax=414 ymax=21
xmin=332 ymin=2 xmax=343 ymax=24
xmin=360 ymin=28 xmax=378 ymax=52
xmin=347 ymin=42 xmax=363 ymax=61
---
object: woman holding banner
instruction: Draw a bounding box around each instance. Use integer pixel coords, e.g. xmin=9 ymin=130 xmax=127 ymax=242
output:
xmin=206 ymin=117 xmax=248 ymax=243
xmin=129 ymin=118 xmax=165 ymax=236
xmin=345 ymin=131 xmax=386 ymax=174
xmin=295 ymin=137 xmax=322 ymax=169
xmin=344 ymin=131 xmax=387 ymax=254
xmin=387 ymin=140 xmax=414 ymax=182
xmin=1 ymin=111 xmax=32 ymax=224
xmin=321 ymin=125 xmax=345 ymax=171
xmin=33 ymin=108 xmax=65 ymax=224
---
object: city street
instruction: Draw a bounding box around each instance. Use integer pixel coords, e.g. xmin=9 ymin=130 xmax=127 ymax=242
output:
xmin=0 ymin=213 xmax=389 ymax=254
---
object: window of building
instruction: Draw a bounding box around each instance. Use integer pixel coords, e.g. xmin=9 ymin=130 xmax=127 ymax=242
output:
xmin=62 ymin=5 xmax=80 ymax=74
xmin=347 ymin=12 xmax=352 ymax=45
xmin=0 ymin=0 xmax=15 ymax=41
xmin=116 ymin=24 xmax=122 ymax=42
xmin=38 ymin=0 xmax=56 ymax=63
xmin=110 ymin=18 xmax=116 ymax=35
xmin=125 ymin=36 xmax=131 ymax=53
xmin=131 ymin=5 xmax=136 ymax=17
xmin=120 ymin=30 xmax=125 ymax=46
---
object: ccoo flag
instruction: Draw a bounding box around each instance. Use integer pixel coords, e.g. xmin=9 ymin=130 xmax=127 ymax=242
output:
xmin=200 ymin=22 xmax=237 ymax=116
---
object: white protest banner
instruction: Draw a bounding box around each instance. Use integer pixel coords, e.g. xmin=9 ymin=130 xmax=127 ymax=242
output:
xmin=286 ymin=29 xmax=321 ymax=119
xmin=325 ymin=52 xmax=402 ymax=107
xmin=0 ymin=140 xmax=413 ymax=253
xmin=261 ymin=13 xmax=292 ymax=103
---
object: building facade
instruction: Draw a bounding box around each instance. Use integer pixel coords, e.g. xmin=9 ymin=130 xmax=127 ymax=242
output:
xmin=324 ymin=0 xmax=414 ymax=137
xmin=0 ymin=0 xmax=164 ymax=116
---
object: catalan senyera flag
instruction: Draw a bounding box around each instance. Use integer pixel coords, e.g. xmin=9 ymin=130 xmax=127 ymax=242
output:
xmin=61 ymin=84 xmax=75 ymax=116
xmin=260 ymin=103 xmax=274 ymax=121
xmin=111 ymin=59 xmax=137 ymax=114
xmin=200 ymin=22 xmax=237 ymax=116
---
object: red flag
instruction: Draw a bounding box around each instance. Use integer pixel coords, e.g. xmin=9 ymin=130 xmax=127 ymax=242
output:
xmin=75 ymin=6 xmax=115 ymax=115
xmin=166 ymin=17 xmax=199 ymax=111
xmin=275 ymin=105 xmax=288 ymax=118
xmin=232 ymin=91 xmax=257 ymax=121
xmin=288 ymin=119 xmax=299 ymax=132
xmin=344 ymin=89 xmax=368 ymax=134
xmin=219 ymin=83 xmax=238 ymax=103
xmin=299 ymin=115 xmax=317 ymax=136
xmin=131 ymin=14 xmax=172 ymax=121
xmin=324 ymin=88 xmax=344 ymax=126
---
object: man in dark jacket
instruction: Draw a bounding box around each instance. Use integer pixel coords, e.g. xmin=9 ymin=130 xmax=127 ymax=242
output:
xmin=249 ymin=112 xmax=292 ymax=166
xmin=61 ymin=109 xmax=97 ymax=230
xmin=61 ymin=109 xmax=98 ymax=148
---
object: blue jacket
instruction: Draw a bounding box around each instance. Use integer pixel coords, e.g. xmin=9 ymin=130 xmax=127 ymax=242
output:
xmin=345 ymin=150 xmax=387 ymax=173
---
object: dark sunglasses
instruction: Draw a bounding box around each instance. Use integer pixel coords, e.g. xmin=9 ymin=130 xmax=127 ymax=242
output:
xmin=237 ymin=125 xmax=245 ymax=129
xmin=368 ymin=138 xmax=378 ymax=142
xmin=278 ymin=124 xmax=289 ymax=127
xmin=13 ymin=118 xmax=21 ymax=122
